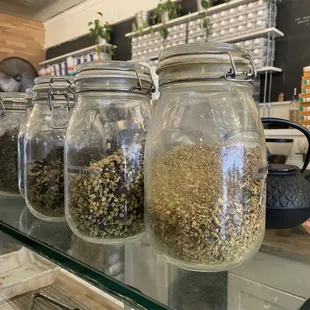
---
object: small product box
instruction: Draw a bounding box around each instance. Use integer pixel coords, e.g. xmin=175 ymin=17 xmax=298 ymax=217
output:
xmin=303 ymin=66 xmax=310 ymax=77
xmin=300 ymin=96 xmax=310 ymax=104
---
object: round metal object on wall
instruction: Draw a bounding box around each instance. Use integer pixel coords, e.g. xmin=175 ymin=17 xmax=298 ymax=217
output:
xmin=0 ymin=57 xmax=37 ymax=92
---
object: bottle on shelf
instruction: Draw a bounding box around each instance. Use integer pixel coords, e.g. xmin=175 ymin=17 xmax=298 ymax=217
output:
xmin=289 ymin=88 xmax=299 ymax=123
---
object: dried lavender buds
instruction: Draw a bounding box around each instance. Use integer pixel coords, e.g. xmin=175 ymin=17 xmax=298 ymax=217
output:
xmin=0 ymin=129 xmax=19 ymax=195
xmin=27 ymin=148 xmax=65 ymax=218
xmin=147 ymin=143 xmax=266 ymax=266
xmin=69 ymin=145 xmax=144 ymax=240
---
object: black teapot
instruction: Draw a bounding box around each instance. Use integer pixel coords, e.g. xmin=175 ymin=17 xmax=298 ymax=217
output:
xmin=262 ymin=117 xmax=310 ymax=229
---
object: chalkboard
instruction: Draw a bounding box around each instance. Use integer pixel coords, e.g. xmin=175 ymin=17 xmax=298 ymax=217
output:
xmin=271 ymin=0 xmax=310 ymax=102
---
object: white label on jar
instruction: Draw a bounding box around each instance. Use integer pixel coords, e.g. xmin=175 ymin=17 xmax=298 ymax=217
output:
xmin=67 ymin=166 xmax=90 ymax=175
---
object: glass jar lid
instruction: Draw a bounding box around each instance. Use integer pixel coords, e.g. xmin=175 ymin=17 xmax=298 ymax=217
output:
xmin=32 ymin=76 xmax=75 ymax=103
xmin=75 ymin=61 xmax=155 ymax=95
xmin=0 ymin=92 xmax=26 ymax=111
xmin=156 ymin=43 xmax=256 ymax=86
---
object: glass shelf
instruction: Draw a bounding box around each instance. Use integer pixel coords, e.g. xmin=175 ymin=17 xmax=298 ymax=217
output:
xmin=0 ymin=195 xmax=310 ymax=310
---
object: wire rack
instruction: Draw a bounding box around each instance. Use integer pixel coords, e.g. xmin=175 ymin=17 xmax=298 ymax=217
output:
xmin=0 ymin=285 xmax=90 ymax=310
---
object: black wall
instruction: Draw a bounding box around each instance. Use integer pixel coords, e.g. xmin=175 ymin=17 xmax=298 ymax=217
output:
xmin=271 ymin=0 xmax=310 ymax=101
xmin=46 ymin=0 xmax=310 ymax=103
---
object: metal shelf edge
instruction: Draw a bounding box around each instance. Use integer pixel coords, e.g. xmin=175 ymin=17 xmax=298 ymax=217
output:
xmin=39 ymin=43 xmax=117 ymax=66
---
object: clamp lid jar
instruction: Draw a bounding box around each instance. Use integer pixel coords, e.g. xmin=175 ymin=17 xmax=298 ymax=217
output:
xmin=0 ymin=92 xmax=26 ymax=196
xmin=18 ymin=88 xmax=33 ymax=197
xmin=24 ymin=76 xmax=75 ymax=222
xmin=145 ymin=43 xmax=267 ymax=271
xmin=65 ymin=61 xmax=153 ymax=244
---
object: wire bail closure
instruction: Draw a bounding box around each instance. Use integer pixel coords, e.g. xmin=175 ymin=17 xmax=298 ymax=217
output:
xmin=223 ymin=51 xmax=257 ymax=82
xmin=0 ymin=97 xmax=4 ymax=118
xmin=129 ymin=67 xmax=156 ymax=93
xmin=47 ymin=77 xmax=74 ymax=129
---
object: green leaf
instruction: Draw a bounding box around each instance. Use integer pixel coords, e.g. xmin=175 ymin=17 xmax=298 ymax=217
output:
xmin=88 ymin=21 xmax=93 ymax=26
xmin=159 ymin=26 xmax=168 ymax=39
xmin=95 ymin=19 xmax=100 ymax=26
xmin=132 ymin=22 xmax=138 ymax=32
xmin=97 ymin=11 xmax=103 ymax=16
xmin=201 ymin=0 xmax=209 ymax=9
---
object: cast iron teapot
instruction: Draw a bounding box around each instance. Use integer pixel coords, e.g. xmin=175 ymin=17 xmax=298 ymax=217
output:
xmin=262 ymin=117 xmax=310 ymax=229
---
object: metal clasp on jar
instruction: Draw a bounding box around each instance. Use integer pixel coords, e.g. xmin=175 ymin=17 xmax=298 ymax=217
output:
xmin=0 ymin=97 xmax=4 ymax=118
xmin=130 ymin=66 xmax=156 ymax=94
xmin=223 ymin=51 xmax=257 ymax=82
xmin=47 ymin=77 xmax=75 ymax=129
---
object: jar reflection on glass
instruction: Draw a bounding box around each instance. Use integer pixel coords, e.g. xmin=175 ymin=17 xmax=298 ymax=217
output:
xmin=145 ymin=43 xmax=267 ymax=271
xmin=24 ymin=76 xmax=75 ymax=222
xmin=18 ymin=88 xmax=33 ymax=197
xmin=0 ymin=92 xmax=26 ymax=196
xmin=65 ymin=62 xmax=153 ymax=244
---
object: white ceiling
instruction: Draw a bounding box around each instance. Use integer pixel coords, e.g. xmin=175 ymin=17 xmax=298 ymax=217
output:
xmin=0 ymin=0 xmax=87 ymax=22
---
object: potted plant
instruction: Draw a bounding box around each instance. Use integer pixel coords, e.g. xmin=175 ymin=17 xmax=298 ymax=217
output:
xmin=88 ymin=12 xmax=113 ymax=60
xmin=102 ymin=22 xmax=112 ymax=44
xmin=135 ymin=11 xmax=151 ymax=29
xmin=152 ymin=0 xmax=181 ymax=24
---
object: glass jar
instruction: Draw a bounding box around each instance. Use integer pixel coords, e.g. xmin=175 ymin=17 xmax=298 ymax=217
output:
xmin=18 ymin=88 xmax=33 ymax=197
xmin=0 ymin=92 xmax=26 ymax=196
xmin=145 ymin=43 xmax=267 ymax=271
xmin=24 ymin=77 xmax=74 ymax=222
xmin=65 ymin=62 xmax=153 ymax=244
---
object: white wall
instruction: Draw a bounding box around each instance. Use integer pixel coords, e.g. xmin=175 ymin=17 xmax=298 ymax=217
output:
xmin=44 ymin=0 xmax=173 ymax=49
xmin=44 ymin=0 xmax=201 ymax=49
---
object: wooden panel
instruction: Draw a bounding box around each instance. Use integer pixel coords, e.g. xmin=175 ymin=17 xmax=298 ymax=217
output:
xmin=0 ymin=13 xmax=45 ymax=69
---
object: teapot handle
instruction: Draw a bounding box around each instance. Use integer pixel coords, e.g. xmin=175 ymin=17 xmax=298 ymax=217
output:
xmin=261 ymin=117 xmax=310 ymax=173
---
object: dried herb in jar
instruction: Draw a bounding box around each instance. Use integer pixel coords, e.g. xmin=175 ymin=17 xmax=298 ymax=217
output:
xmin=147 ymin=143 xmax=266 ymax=265
xmin=0 ymin=129 xmax=19 ymax=194
xmin=69 ymin=144 xmax=144 ymax=240
xmin=27 ymin=148 xmax=65 ymax=217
